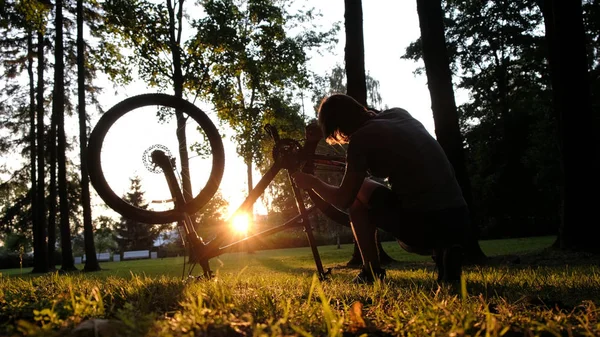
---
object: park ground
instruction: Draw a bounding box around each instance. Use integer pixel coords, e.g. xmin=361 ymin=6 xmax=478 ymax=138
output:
xmin=1 ymin=236 xmax=599 ymax=336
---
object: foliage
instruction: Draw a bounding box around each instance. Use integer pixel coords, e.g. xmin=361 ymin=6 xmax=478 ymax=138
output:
xmin=193 ymin=190 xmax=228 ymax=228
xmin=402 ymin=0 xmax=600 ymax=238
xmin=193 ymin=0 xmax=337 ymax=168
xmin=99 ymin=0 xmax=202 ymax=92
xmin=310 ymin=64 xmax=383 ymax=113
xmin=72 ymin=216 xmax=118 ymax=256
xmin=1 ymin=237 xmax=600 ymax=336
xmin=112 ymin=176 xmax=167 ymax=252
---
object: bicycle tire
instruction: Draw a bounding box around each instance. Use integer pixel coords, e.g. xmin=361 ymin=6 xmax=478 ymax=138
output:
xmin=87 ymin=93 xmax=225 ymax=224
xmin=302 ymin=140 xmax=351 ymax=227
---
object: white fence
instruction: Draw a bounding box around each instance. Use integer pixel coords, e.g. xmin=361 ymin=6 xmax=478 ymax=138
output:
xmin=123 ymin=250 xmax=150 ymax=260
xmin=75 ymin=250 xmax=157 ymax=263
xmin=79 ymin=252 xmax=111 ymax=263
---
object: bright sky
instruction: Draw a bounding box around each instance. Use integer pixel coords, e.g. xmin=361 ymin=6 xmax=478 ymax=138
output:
xmin=93 ymin=0 xmax=439 ymax=219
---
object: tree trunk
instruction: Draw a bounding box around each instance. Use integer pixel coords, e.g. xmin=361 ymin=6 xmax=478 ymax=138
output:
xmin=54 ymin=0 xmax=77 ymax=271
xmin=28 ymin=30 xmax=42 ymax=274
xmin=344 ymin=0 xmax=367 ymax=106
xmin=48 ymin=100 xmax=57 ymax=270
xmin=78 ymin=0 xmax=100 ymax=272
xmin=167 ymin=0 xmax=193 ymax=203
xmin=246 ymin=158 xmax=253 ymax=201
xmin=541 ymin=0 xmax=598 ymax=252
xmin=537 ymin=0 xmax=563 ymax=250
xmin=415 ymin=0 xmax=486 ymax=263
xmin=32 ymin=30 xmax=48 ymax=274
xmin=343 ymin=0 xmax=395 ymax=266
xmin=27 ymin=31 xmax=36 ymax=238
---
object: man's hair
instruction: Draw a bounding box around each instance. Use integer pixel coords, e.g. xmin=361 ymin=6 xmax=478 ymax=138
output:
xmin=318 ymin=94 xmax=370 ymax=145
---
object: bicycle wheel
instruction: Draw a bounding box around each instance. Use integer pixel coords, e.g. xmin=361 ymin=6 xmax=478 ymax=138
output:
xmin=87 ymin=93 xmax=225 ymax=224
xmin=302 ymin=139 xmax=351 ymax=227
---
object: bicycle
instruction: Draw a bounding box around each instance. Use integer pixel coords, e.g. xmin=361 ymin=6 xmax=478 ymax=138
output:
xmin=87 ymin=93 xmax=351 ymax=280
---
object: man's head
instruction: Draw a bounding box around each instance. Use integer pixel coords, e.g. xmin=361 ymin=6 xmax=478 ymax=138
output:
xmin=317 ymin=94 xmax=374 ymax=145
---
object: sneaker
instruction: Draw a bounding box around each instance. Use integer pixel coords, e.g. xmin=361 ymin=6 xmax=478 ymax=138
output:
xmin=352 ymin=267 xmax=386 ymax=284
xmin=432 ymin=248 xmax=445 ymax=282
xmin=433 ymin=245 xmax=462 ymax=283
xmin=443 ymin=245 xmax=463 ymax=282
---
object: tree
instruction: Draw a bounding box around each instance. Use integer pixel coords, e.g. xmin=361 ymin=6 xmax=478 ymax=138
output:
xmin=538 ymin=0 xmax=599 ymax=252
xmin=100 ymin=0 xmax=209 ymax=205
xmin=0 ymin=0 xmax=51 ymax=273
xmin=196 ymin=0 xmax=336 ymax=199
xmin=192 ymin=190 xmax=229 ymax=241
xmin=35 ymin=25 xmax=49 ymax=271
xmin=344 ymin=0 xmax=367 ymax=108
xmin=415 ymin=0 xmax=485 ymax=262
xmin=77 ymin=0 xmax=100 ymax=271
xmin=311 ymin=64 xmax=382 ymax=111
xmin=403 ymin=1 xmax=567 ymax=240
xmin=53 ymin=0 xmax=76 ymax=272
xmin=27 ymin=24 xmax=38 ymax=276
xmin=113 ymin=177 xmax=167 ymax=252
xmin=342 ymin=0 xmax=395 ymax=266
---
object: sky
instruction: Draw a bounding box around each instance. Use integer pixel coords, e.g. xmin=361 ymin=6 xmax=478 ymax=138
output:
xmin=93 ymin=0 xmax=439 ymax=219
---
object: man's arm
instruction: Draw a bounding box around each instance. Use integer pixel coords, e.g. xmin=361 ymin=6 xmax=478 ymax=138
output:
xmin=292 ymin=169 xmax=365 ymax=209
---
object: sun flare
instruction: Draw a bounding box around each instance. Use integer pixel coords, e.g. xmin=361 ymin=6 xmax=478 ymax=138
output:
xmin=231 ymin=213 xmax=251 ymax=235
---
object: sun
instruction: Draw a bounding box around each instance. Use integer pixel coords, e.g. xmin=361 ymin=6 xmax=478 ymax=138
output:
xmin=231 ymin=213 xmax=251 ymax=235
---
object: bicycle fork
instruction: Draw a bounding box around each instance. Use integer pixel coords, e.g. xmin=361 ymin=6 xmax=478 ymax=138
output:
xmin=287 ymin=171 xmax=331 ymax=281
xmin=151 ymin=150 xmax=213 ymax=279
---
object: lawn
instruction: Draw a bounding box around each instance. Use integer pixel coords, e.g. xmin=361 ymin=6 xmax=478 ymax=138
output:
xmin=1 ymin=236 xmax=599 ymax=336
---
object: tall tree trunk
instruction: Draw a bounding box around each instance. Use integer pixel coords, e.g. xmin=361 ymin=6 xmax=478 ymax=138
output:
xmin=78 ymin=0 xmax=100 ymax=271
xmin=537 ymin=0 xmax=563 ymax=250
xmin=167 ymin=0 xmax=193 ymax=202
xmin=48 ymin=102 xmax=57 ymax=269
xmin=343 ymin=0 xmax=395 ymax=266
xmin=32 ymin=30 xmax=48 ymax=274
xmin=541 ymin=0 xmax=598 ymax=252
xmin=27 ymin=31 xmax=36 ymax=233
xmin=415 ymin=0 xmax=486 ymax=263
xmin=54 ymin=0 xmax=76 ymax=271
xmin=344 ymin=0 xmax=367 ymax=106
xmin=246 ymin=157 xmax=253 ymax=200
xmin=27 ymin=30 xmax=42 ymax=274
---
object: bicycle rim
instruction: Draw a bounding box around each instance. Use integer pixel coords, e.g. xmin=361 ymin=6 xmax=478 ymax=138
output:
xmin=87 ymin=93 xmax=225 ymax=224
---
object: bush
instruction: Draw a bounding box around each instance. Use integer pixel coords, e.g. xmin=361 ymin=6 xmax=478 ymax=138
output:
xmin=0 ymin=250 xmax=64 ymax=270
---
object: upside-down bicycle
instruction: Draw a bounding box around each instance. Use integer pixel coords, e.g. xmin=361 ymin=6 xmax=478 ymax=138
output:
xmin=87 ymin=93 xmax=352 ymax=280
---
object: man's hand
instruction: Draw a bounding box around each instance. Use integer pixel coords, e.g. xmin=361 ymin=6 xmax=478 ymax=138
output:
xmin=291 ymin=172 xmax=317 ymax=190
xmin=305 ymin=120 xmax=323 ymax=142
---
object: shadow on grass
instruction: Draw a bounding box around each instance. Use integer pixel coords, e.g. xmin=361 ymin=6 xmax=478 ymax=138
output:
xmin=253 ymin=255 xmax=321 ymax=276
xmin=0 ymin=270 xmax=190 ymax=337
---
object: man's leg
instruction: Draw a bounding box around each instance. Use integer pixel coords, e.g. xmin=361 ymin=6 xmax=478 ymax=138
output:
xmin=427 ymin=207 xmax=468 ymax=283
xmin=349 ymin=197 xmax=380 ymax=271
xmin=348 ymin=179 xmax=390 ymax=282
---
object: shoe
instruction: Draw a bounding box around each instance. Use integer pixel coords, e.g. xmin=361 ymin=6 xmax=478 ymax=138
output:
xmin=352 ymin=267 xmax=386 ymax=284
xmin=433 ymin=245 xmax=462 ymax=283
xmin=443 ymin=245 xmax=462 ymax=282
xmin=432 ymin=248 xmax=444 ymax=282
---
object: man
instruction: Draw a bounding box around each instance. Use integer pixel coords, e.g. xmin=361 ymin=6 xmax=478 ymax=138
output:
xmin=292 ymin=94 xmax=469 ymax=284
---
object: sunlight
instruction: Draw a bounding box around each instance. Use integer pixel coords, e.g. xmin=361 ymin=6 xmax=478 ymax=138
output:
xmin=231 ymin=213 xmax=251 ymax=235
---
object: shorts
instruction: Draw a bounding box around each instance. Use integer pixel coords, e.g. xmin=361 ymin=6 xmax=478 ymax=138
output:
xmin=367 ymin=186 xmax=469 ymax=254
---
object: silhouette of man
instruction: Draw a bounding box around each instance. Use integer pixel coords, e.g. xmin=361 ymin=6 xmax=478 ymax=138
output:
xmin=293 ymin=94 xmax=468 ymax=283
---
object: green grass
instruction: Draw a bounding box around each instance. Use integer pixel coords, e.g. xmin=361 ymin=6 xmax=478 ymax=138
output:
xmin=1 ymin=236 xmax=599 ymax=336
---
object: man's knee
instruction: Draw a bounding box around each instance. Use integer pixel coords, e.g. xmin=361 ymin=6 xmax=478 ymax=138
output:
xmin=356 ymin=178 xmax=388 ymax=205
xmin=349 ymin=198 xmax=368 ymax=219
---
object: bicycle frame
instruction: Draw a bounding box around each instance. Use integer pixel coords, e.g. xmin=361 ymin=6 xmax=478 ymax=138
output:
xmin=150 ymin=127 xmax=347 ymax=281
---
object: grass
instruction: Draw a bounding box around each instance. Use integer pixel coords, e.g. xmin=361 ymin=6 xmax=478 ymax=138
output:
xmin=1 ymin=236 xmax=599 ymax=336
